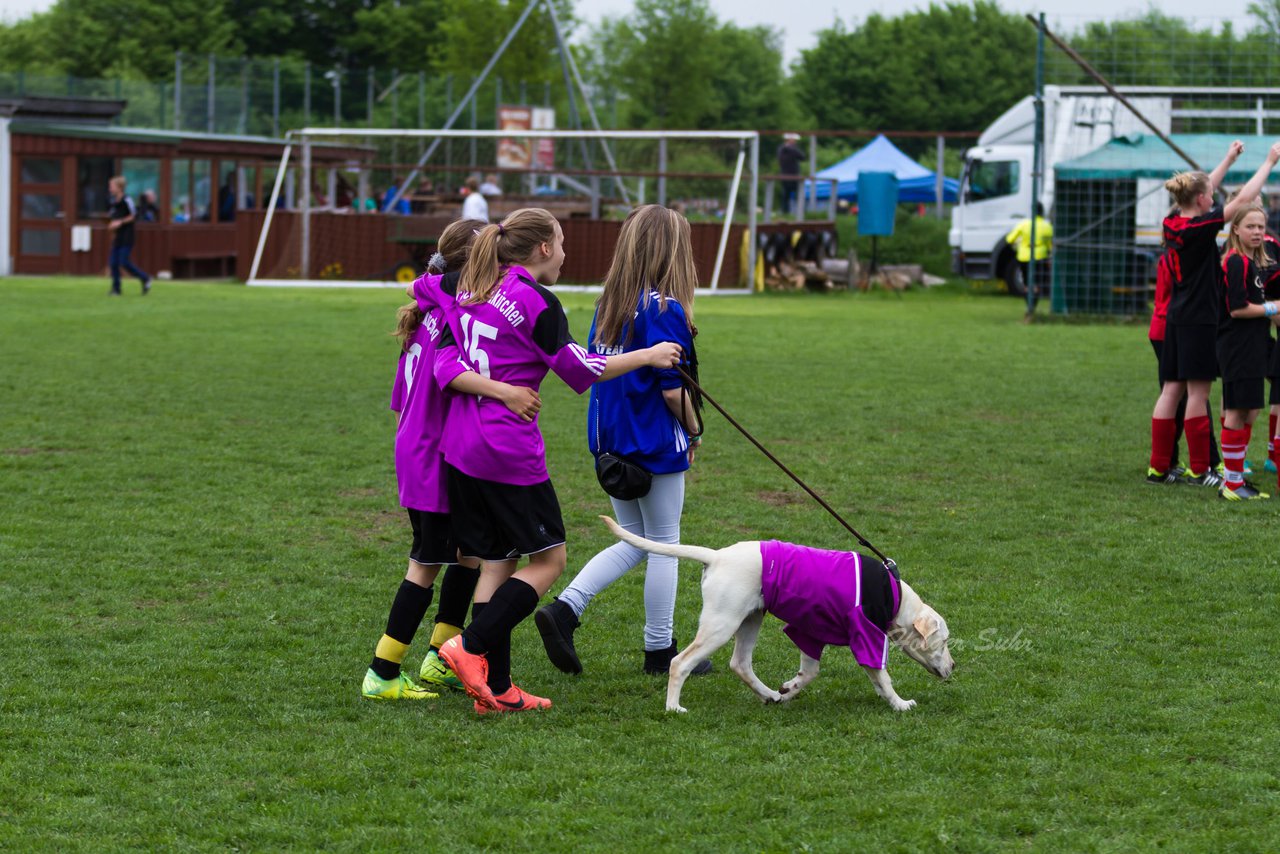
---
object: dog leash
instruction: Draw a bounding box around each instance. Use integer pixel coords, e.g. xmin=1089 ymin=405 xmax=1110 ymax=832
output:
xmin=677 ymin=366 xmax=898 ymax=574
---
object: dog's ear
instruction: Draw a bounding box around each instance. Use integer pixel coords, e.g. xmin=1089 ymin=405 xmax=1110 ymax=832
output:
xmin=913 ymin=614 xmax=937 ymax=640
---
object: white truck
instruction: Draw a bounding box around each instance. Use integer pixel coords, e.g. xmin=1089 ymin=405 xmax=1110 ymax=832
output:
xmin=949 ymin=85 xmax=1173 ymax=295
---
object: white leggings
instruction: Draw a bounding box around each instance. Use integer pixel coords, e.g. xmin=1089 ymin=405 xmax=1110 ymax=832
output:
xmin=558 ymin=471 xmax=685 ymax=651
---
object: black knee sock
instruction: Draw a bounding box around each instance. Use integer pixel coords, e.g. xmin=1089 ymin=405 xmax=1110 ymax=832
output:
xmin=436 ymin=564 xmax=480 ymax=629
xmin=370 ymin=579 xmax=433 ymax=680
xmin=461 ymin=578 xmax=538 ymax=662
xmin=486 ymin=633 xmax=512 ymax=695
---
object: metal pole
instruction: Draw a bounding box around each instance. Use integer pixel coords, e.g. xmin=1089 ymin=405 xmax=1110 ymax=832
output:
xmin=207 ymin=53 xmax=215 ymax=133
xmin=249 ymin=139 xmax=292 ymax=282
xmin=470 ymin=76 xmax=478 ymax=167
xmin=272 ymin=58 xmax=280 ymax=138
xmin=1028 ymin=12 xmax=1045 ymax=318
xmin=935 ymin=135 xmax=945 ymax=219
xmin=174 ymin=51 xmax=182 ymax=131
xmin=334 ymin=71 xmax=341 ymax=128
xmin=239 ymin=59 xmax=249 ymax=135
xmin=304 ymin=63 xmax=311 ymax=126
xmin=807 ymin=134 xmax=818 ymax=211
xmin=748 ymin=134 xmax=759 ymax=291
xmin=711 ymin=142 xmax=746 ymax=291
xmin=657 ymin=137 xmax=667 ymax=207
xmin=301 ymin=137 xmax=312 ymax=279
xmin=367 ymin=67 xmax=375 ymax=128
xmin=386 ymin=0 xmax=542 ymax=209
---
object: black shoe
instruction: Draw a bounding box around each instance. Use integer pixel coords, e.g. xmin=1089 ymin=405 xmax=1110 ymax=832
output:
xmin=643 ymin=640 xmax=713 ymax=676
xmin=142 ymin=278 xmax=151 ymax=295
xmin=534 ymin=598 xmax=582 ymax=674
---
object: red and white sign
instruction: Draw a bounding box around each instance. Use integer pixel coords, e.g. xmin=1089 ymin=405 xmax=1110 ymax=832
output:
xmin=497 ymin=105 xmax=555 ymax=170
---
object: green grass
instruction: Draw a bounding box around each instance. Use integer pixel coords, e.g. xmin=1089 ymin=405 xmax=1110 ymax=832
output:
xmin=2 ymin=278 xmax=1278 ymax=851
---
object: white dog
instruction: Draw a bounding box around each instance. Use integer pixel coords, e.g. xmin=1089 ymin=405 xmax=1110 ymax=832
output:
xmin=600 ymin=517 xmax=954 ymax=713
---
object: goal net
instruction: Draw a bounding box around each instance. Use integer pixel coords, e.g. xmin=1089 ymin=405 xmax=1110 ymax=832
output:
xmin=248 ymin=128 xmax=760 ymax=293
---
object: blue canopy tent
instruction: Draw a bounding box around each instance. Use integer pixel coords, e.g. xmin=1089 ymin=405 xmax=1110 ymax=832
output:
xmin=806 ymin=134 xmax=959 ymax=204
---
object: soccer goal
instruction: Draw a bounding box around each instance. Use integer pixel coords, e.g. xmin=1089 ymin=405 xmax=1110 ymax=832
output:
xmin=247 ymin=127 xmax=761 ymax=293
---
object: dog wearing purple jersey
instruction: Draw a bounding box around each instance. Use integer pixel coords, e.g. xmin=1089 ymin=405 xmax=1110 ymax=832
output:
xmin=600 ymin=517 xmax=954 ymax=713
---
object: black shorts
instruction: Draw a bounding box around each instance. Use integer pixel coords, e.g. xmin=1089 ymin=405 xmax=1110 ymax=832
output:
xmin=446 ymin=465 xmax=566 ymax=562
xmin=1160 ymin=324 xmax=1218 ymax=383
xmin=1150 ymin=337 xmax=1164 ymax=385
xmin=1222 ymin=378 xmax=1265 ymax=411
xmin=407 ymin=508 xmax=456 ymax=566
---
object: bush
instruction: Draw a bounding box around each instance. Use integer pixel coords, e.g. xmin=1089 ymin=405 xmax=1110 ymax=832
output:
xmin=834 ymin=206 xmax=952 ymax=276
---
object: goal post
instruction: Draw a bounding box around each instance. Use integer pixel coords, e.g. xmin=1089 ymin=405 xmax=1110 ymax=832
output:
xmin=248 ymin=127 xmax=760 ymax=294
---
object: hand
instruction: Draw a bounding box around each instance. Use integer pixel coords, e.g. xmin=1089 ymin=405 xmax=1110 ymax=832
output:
xmin=1228 ymin=140 xmax=1245 ymax=161
xmin=499 ymin=383 xmax=541 ymax=422
xmin=645 ymin=342 xmax=682 ymax=369
xmin=108 ymin=221 xmax=119 ymax=231
xmin=688 ymin=435 xmax=701 ymax=465
xmin=1269 ymin=141 xmax=1280 ymax=164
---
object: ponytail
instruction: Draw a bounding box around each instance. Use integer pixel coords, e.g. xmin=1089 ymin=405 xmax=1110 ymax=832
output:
xmin=456 ymin=208 xmax=559 ymax=305
xmin=1165 ymin=171 xmax=1210 ymax=208
xmin=393 ymin=302 xmax=424 ymax=351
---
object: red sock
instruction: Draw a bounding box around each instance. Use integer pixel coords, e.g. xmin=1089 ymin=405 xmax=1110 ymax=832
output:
xmin=1270 ymin=414 xmax=1277 ymax=454
xmin=1221 ymin=426 xmax=1249 ymax=490
xmin=1150 ymin=418 xmax=1177 ymax=472
xmin=1185 ymin=415 xmax=1211 ymax=475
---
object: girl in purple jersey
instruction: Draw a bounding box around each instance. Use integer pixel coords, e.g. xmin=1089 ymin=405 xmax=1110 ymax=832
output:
xmin=362 ymin=220 xmax=542 ymax=701
xmin=435 ymin=207 xmax=684 ymax=714
xmin=1149 ymin=140 xmax=1280 ymax=486
xmin=535 ymin=205 xmax=711 ymax=677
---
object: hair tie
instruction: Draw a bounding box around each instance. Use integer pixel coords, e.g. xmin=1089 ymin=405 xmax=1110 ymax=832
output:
xmin=497 ymin=224 xmax=505 ymax=237
xmin=427 ymin=252 xmax=446 ymax=273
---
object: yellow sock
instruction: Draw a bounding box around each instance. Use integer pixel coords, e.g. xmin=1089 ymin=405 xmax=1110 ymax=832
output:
xmin=375 ymin=635 xmax=410 ymax=665
xmin=429 ymin=622 xmax=462 ymax=649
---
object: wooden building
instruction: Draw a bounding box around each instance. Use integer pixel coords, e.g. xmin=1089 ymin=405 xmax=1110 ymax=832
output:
xmin=2 ymin=96 xmax=367 ymax=278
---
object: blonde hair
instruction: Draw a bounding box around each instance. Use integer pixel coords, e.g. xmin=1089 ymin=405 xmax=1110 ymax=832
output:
xmin=457 ymin=207 xmax=559 ymax=305
xmin=393 ymin=218 xmax=484 ymax=350
xmin=1225 ymin=201 xmax=1272 ymax=266
xmin=109 ymin=175 xmax=126 ymax=191
xmin=1165 ymin=171 xmax=1211 ymax=208
xmin=593 ymin=205 xmax=698 ymax=348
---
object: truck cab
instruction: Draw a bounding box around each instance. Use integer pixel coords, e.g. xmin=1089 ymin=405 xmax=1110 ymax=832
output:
xmin=950 ymin=145 xmax=1030 ymax=291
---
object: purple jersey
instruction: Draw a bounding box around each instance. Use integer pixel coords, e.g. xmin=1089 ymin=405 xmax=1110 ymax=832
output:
xmin=434 ymin=265 xmax=606 ymax=485
xmin=759 ymin=541 xmax=902 ymax=670
xmin=389 ymin=310 xmax=456 ymax=512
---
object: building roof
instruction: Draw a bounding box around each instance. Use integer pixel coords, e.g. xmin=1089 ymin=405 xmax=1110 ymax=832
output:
xmin=1056 ymin=134 xmax=1276 ymax=181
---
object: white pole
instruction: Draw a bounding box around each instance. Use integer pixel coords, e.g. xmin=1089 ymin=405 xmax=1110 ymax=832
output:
xmin=301 ymin=138 xmax=312 ymax=280
xmin=248 ymin=141 xmax=292 ymax=283
xmin=711 ymin=142 xmax=746 ymax=291
xmin=748 ymin=134 xmax=758 ymax=289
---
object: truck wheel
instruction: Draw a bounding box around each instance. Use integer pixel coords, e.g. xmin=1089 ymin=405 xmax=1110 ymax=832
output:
xmin=1002 ymin=258 xmax=1027 ymax=297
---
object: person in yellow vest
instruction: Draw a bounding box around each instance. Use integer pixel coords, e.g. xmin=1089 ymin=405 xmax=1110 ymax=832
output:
xmin=1005 ymin=203 xmax=1053 ymax=293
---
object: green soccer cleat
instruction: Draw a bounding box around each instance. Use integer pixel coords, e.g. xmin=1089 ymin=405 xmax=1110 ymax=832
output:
xmin=1265 ymin=458 xmax=1277 ymax=474
xmin=361 ymin=668 xmax=439 ymax=701
xmin=1219 ymin=483 xmax=1270 ymax=501
xmin=419 ymin=650 xmax=464 ymax=692
xmin=1145 ymin=467 xmax=1176 ymax=485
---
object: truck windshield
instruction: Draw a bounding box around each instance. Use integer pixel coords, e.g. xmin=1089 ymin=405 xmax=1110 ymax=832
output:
xmin=965 ymin=160 xmax=1020 ymax=202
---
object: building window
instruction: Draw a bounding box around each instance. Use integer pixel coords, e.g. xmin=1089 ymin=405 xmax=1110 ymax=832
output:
xmin=78 ymin=156 xmax=115 ymax=218
xmin=122 ymin=158 xmax=162 ymax=221
xmin=21 ymin=193 xmax=63 ymax=219
xmin=21 ymin=228 xmax=61 ymax=255
xmin=21 ymin=158 xmax=61 ymax=184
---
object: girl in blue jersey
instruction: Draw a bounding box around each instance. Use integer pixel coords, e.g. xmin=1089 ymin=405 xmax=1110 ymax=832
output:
xmin=535 ymin=205 xmax=709 ymax=675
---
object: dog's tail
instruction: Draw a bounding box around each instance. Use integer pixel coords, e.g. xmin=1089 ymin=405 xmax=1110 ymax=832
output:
xmin=600 ymin=516 xmax=720 ymax=566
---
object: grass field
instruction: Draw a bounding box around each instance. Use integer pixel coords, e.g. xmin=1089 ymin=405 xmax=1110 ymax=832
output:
xmin=2 ymin=277 xmax=1279 ymax=851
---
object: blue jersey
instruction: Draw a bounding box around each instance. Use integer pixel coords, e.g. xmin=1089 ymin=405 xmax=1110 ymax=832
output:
xmin=586 ymin=291 xmax=695 ymax=475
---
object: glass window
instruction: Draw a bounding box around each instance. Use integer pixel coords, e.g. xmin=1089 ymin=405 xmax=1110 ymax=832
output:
xmin=966 ymin=160 xmax=1021 ymax=202
xmin=192 ymin=159 xmax=211 ymax=222
xmin=217 ymin=160 xmax=237 ymax=222
xmin=122 ymin=158 xmax=161 ymax=220
xmin=21 ymin=158 xmax=61 ymax=184
xmin=21 ymin=228 xmax=61 ymax=255
xmin=78 ymin=156 xmax=115 ymax=218
xmin=172 ymin=159 xmax=191 ymax=223
xmin=21 ymin=193 xmax=63 ymax=219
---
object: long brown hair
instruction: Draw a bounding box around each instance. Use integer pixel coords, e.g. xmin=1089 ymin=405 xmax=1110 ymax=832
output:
xmin=457 ymin=207 xmax=559 ymax=305
xmin=593 ymin=205 xmax=698 ymax=347
xmin=393 ymin=218 xmax=485 ymax=350
xmin=1225 ymin=201 xmax=1272 ymax=266
xmin=1166 ymin=171 xmax=1211 ymax=209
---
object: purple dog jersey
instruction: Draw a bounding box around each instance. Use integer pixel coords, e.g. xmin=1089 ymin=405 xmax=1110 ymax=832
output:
xmin=759 ymin=541 xmax=902 ymax=669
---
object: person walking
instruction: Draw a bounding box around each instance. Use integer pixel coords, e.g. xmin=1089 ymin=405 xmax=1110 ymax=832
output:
xmin=534 ymin=205 xmax=712 ymax=677
xmin=1004 ymin=203 xmax=1053 ymax=295
xmin=106 ymin=176 xmax=150 ymax=296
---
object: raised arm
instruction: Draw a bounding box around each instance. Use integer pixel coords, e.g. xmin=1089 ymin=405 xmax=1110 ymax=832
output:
xmin=1223 ymin=142 xmax=1280 ymax=221
xmin=1208 ymin=140 xmax=1244 ymax=194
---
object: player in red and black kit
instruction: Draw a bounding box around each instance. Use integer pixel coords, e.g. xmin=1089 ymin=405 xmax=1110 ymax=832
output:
xmin=1216 ymin=202 xmax=1277 ymax=499
xmin=1148 ymin=243 xmax=1220 ymax=481
xmin=1148 ymin=140 xmax=1280 ymax=486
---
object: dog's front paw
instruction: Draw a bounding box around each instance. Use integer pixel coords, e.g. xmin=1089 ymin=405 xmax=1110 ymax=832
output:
xmin=890 ymin=698 xmax=917 ymax=712
xmin=666 ymin=704 xmax=688 ymax=714
xmin=760 ymin=690 xmax=784 ymax=704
